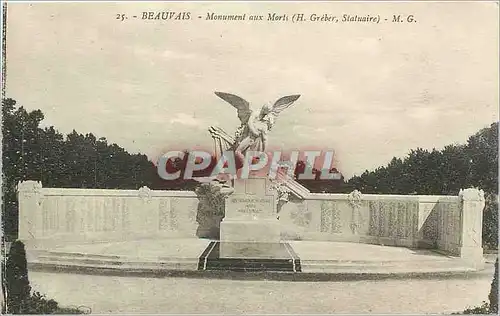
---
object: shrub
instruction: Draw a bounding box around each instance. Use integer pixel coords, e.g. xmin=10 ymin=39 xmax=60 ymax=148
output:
xmin=21 ymin=291 xmax=85 ymax=314
xmin=482 ymin=193 xmax=498 ymax=250
xmin=488 ymin=259 xmax=498 ymax=314
xmin=2 ymin=240 xmax=85 ymax=314
xmin=22 ymin=291 xmax=60 ymax=314
xmin=461 ymin=301 xmax=491 ymax=314
xmin=4 ymin=240 xmax=31 ymax=314
xmin=194 ymin=182 xmax=228 ymax=239
xmin=195 ymin=182 xmax=227 ymax=218
xmin=454 ymin=259 xmax=498 ymax=314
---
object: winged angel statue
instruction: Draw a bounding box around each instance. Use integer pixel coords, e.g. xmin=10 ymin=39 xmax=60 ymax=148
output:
xmin=208 ymin=92 xmax=301 ymax=159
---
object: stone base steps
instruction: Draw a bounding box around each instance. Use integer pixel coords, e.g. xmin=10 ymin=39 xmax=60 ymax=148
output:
xmin=35 ymin=251 xmax=196 ymax=263
xmin=303 ymin=264 xmax=476 ymax=274
xmin=28 ymin=249 xmax=481 ymax=278
xmin=301 ymin=259 xmax=470 ymax=270
xmin=30 ymin=250 xmax=199 ymax=271
xmin=301 ymin=257 xmax=480 ymax=274
xmin=29 ymin=260 xmax=198 ymax=271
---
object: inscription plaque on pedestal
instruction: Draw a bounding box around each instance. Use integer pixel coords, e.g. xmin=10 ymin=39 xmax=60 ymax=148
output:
xmin=225 ymin=195 xmax=274 ymax=220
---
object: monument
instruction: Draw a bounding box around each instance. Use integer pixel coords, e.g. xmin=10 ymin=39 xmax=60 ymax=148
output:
xmin=208 ymin=92 xmax=300 ymax=260
xmin=14 ymin=93 xmax=487 ymax=274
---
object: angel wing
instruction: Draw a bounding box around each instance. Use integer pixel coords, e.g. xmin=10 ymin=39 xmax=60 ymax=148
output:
xmin=271 ymin=94 xmax=301 ymax=116
xmin=214 ymin=92 xmax=252 ymax=124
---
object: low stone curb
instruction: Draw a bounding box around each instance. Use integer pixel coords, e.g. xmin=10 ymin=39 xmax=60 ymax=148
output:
xmin=28 ymin=261 xmax=494 ymax=282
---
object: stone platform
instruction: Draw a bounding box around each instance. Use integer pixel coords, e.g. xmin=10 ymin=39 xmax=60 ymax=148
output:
xmin=26 ymin=238 xmax=488 ymax=278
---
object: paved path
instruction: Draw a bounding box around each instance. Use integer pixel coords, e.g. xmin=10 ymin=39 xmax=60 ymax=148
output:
xmin=29 ymin=263 xmax=495 ymax=314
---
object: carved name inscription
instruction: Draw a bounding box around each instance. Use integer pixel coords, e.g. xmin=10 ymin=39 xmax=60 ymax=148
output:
xmin=226 ymin=194 xmax=274 ymax=218
xmin=230 ymin=197 xmax=273 ymax=214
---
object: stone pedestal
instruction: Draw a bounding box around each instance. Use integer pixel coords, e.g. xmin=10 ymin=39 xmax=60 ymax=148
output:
xmin=219 ymin=176 xmax=281 ymax=258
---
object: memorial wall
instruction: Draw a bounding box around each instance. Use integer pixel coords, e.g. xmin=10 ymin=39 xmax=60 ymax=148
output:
xmin=17 ymin=180 xmax=484 ymax=261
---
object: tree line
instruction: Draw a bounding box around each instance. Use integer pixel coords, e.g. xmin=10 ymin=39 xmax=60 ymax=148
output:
xmin=2 ymin=98 xmax=194 ymax=239
xmin=344 ymin=122 xmax=498 ymax=249
xmin=347 ymin=123 xmax=498 ymax=196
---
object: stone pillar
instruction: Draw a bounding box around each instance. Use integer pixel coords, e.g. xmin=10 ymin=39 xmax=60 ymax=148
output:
xmin=347 ymin=190 xmax=363 ymax=235
xmin=459 ymin=188 xmax=485 ymax=268
xmin=138 ymin=186 xmax=154 ymax=237
xmin=17 ymin=181 xmax=44 ymax=244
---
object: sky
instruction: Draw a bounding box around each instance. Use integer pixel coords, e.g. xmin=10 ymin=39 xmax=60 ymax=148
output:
xmin=5 ymin=1 xmax=499 ymax=178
